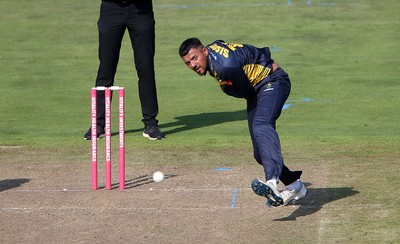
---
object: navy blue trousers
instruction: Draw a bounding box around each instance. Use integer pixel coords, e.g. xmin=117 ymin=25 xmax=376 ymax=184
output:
xmin=247 ymin=68 xmax=301 ymax=185
xmin=95 ymin=1 xmax=159 ymax=128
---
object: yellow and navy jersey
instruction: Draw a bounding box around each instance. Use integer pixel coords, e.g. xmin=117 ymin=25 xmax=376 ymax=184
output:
xmin=206 ymin=40 xmax=274 ymax=98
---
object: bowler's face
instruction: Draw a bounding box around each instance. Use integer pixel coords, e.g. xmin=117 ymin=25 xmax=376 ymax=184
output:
xmin=181 ymin=47 xmax=209 ymax=76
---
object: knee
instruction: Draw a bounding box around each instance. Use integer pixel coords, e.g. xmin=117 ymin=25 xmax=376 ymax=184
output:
xmin=252 ymin=122 xmax=275 ymax=138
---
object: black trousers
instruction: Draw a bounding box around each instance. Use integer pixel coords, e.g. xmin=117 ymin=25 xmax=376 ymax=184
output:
xmin=94 ymin=0 xmax=159 ymax=128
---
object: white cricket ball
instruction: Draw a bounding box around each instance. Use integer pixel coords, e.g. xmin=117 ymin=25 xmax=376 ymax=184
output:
xmin=153 ymin=171 xmax=164 ymax=182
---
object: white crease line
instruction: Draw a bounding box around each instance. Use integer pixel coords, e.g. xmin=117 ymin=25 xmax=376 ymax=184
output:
xmin=0 ymin=207 xmax=250 ymax=211
xmin=1 ymin=188 xmax=251 ymax=192
xmin=1 ymin=189 xmax=88 ymax=192
xmin=0 ymin=204 xmax=386 ymax=212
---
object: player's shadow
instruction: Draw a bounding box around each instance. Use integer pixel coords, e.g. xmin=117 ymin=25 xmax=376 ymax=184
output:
xmin=273 ymin=184 xmax=359 ymax=221
xmin=0 ymin=178 xmax=30 ymax=192
xmin=123 ymin=110 xmax=247 ymax=136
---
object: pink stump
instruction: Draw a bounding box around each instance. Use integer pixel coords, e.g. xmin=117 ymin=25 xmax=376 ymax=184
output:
xmin=105 ymin=88 xmax=112 ymax=190
xmin=91 ymin=88 xmax=98 ymax=190
xmin=118 ymin=88 xmax=125 ymax=190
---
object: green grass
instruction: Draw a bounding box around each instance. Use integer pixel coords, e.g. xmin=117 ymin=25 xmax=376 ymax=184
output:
xmin=0 ymin=0 xmax=399 ymax=242
xmin=1 ymin=0 xmax=398 ymax=149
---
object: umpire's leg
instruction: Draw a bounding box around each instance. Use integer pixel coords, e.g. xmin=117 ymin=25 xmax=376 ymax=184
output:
xmin=126 ymin=1 xmax=159 ymax=126
xmin=95 ymin=1 xmax=126 ymax=128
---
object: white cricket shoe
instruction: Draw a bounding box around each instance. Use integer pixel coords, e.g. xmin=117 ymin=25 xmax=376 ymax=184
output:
xmin=280 ymin=181 xmax=308 ymax=206
xmin=251 ymin=178 xmax=284 ymax=207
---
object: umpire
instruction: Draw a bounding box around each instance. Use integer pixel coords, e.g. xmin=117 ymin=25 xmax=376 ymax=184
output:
xmin=84 ymin=0 xmax=165 ymax=140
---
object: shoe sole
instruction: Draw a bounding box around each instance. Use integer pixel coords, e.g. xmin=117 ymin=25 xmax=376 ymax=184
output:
xmin=142 ymin=132 xmax=162 ymax=140
xmin=251 ymin=179 xmax=284 ymax=206
xmin=267 ymin=198 xmax=282 ymax=207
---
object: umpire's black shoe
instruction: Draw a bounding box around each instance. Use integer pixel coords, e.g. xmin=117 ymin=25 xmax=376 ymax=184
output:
xmin=143 ymin=125 xmax=165 ymax=140
xmin=84 ymin=127 xmax=105 ymax=140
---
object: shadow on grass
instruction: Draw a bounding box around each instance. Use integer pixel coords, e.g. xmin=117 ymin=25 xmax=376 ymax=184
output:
xmin=123 ymin=110 xmax=247 ymax=136
xmin=0 ymin=178 xmax=30 ymax=192
xmin=273 ymin=184 xmax=360 ymax=221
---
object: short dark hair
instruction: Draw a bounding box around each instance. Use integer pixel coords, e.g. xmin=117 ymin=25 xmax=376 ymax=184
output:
xmin=179 ymin=37 xmax=204 ymax=57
